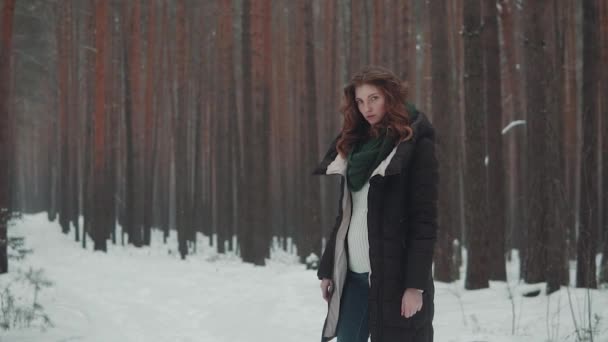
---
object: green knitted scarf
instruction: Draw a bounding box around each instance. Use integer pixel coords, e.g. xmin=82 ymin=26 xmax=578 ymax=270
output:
xmin=346 ymin=127 xmax=396 ymax=191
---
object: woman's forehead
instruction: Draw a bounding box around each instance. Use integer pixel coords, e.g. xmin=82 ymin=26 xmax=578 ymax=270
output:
xmin=355 ymin=84 xmax=381 ymax=99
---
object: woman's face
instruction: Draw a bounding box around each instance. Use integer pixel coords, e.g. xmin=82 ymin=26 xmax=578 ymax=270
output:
xmin=355 ymin=84 xmax=387 ymax=126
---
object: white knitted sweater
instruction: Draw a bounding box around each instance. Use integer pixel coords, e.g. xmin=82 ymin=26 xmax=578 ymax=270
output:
xmin=347 ymin=180 xmax=371 ymax=273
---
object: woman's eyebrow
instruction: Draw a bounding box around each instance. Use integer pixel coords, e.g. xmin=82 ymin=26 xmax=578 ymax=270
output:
xmin=355 ymin=93 xmax=378 ymax=101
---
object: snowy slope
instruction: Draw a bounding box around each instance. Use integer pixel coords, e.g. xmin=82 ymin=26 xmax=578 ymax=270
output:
xmin=2 ymin=213 xmax=607 ymax=342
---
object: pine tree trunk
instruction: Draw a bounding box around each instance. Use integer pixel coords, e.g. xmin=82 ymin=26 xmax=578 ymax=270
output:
xmin=212 ymin=0 xmax=236 ymax=254
xmin=70 ymin=6 xmax=81 ymax=239
xmin=429 ymin=0 xmax=456 ymax=283
xmin=483 ymin=0 xmax=506 ymax=281
xmin=600 ymin=0 xmax=608 ymax=285
xmin=577 ymin=0 xmax=600 ymax=289
xmin=296 ymin=0 xmax=321 ymax=263
xmin=450 ymin=0 xmax=465 ymax=278
xmin=241 ymin=0 xmax=272 ymax=264
xmin=563 ymin=0 xmax=579 ymax=259
xmin=174 ymin=0 xmax=189 ymax=259
xmin=57 ymin=1 xmax=72 ymax=235
xmin=463 ymin=0 xmax=490 ymax=290
xmin=522 ymin=0 xmax=549 ymax=284
xmin=122 ymin=1 xmax=139 ymax=247
xmin=92 ymin=0 xmax=108 ymax=252
xmin=143 ymin=0 xmax=158 ymax=246
xmin=498 ymin=0 xmax=521 ymax=257
xmin=0 ymin=0 xmax=16 ymax=274
xmin=105 ymin=9 xmax=115 ymax=244
xmin=82 ymin=0 xmax=95 ymax=250
xmin=545 ymin=1 xmax=569 ymax=293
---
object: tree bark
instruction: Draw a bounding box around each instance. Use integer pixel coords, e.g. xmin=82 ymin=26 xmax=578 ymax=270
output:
xmin=174 ymin=0 xmax=189 ymax=259
xmin=577 ymin=0 xmax=600 ymax=289
xmin=545 ymin=0 xmax=569 ymax=293
xmin=463 ymin=0 xmax=490 ymax=290
xmin=600 ymin=0 xmax=608 ymax=285
xmin=522 ymin=0 xmax=548 ymax=284
xmin=143 ymin=0 xmax=158 ymax=247
xmin=483 ymin=0 xmax=507 ymax=281
xmin=429 ymin=0 xmax=456 ymax=283
xmin=56 ymin=1 xmax=72 ymax=235
xmin=92 ymin=0 xmax=108 ymax=251
xmin=0 ymin=0 xmax=16 ymax=274
xmin=240 ymin=0 xmax=272 ymax=264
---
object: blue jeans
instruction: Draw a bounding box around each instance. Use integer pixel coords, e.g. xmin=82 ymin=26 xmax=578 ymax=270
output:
xmin=336 ymin=270 xmax=370 ymax=342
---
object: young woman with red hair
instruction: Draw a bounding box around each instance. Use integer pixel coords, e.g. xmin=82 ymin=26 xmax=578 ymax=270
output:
xmin=314 ymin=65 xmax=438 ymax=342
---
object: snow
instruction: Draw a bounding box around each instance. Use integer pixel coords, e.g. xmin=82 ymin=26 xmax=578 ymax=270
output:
xmin=502 ymin=120 xmax=526 ymax=135
xmin=2 ymin=213 xmax=608 ymax=342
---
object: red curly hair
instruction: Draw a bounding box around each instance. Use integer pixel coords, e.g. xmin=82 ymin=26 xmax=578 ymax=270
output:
xmin=336 ymin=65 xmax=413 ymax=158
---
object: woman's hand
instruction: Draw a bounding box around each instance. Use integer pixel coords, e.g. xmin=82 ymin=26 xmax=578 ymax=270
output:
xmin=401 ymin=288 xmax=423 ymax=318
xmin=320 ymin=278 xmax=333 ymax=302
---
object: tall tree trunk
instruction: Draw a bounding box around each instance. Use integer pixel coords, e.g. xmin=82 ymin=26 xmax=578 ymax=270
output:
xmin=600 ymin=0 xmax=608 ymax=285
xmin=563 ymin=0 xmax=579 ymax=259
xmin=121 ymin=1 xmax=142 ymax=247
xmin=143 ymin=0 xmax=158 ymax=246
xmin=285 ymin=0 xmax=298 ymax=253
xmin=577 ymin=0 xmax=600 ymax=289
xmin=82 ymin=0 xmax=95 ymax=250
xmin=522 ymin=0 xmax=548 ymax=284
xmin=0 ymin=0 xmax=16 ymax=274
xmin=211 ymin=0 xmax=235 ymax=254
xmin=92 ymin=0 xmax=108 ymax=251
xmin=430 ymin=0 xmax=456 ymax=283
xmin=463 ymin=0 xmax=490 ymax=290
xmin=70 ymin=6 xmax=82 ymax=239
xmin=197 ymin=0 xmax=213 ymax=242
xmin=483 ymin=0 xmax=506 ymax=281
xmin=174 ymin=0 xmax=189 ymax=259
xmin=297 ymin=0 xmax=321 ymax=263
xmin=498 ymin=0 xmax=521 ymax=258
xmin=545 ymin=0 xmax=569 ymax=293
xmin=240 ymin=0 xmax=272 ymax=264
xmin=520 ymin=0 xmax=569 ymax=291
xmin=107 ymin=8 xmax=119 ymax=244
xmin=450 ymin=0 xmax=465 ymax=278
xmin=57 ymin=1 xmax=72 ymax=235
xmin=505 ymin=0 xmax=529 ymax=270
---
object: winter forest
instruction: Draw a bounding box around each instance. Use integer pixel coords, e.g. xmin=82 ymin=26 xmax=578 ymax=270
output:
xmin=1 ymin=0 xmax=608 ymax=341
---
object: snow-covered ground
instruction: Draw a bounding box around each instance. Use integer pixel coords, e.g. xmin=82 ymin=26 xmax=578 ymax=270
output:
xmin=2 ymin=213 xmax=607 ymax=342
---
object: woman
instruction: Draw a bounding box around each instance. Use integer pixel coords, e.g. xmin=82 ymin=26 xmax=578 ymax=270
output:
xmin=313 ymin=65 xmax=438 ymax=342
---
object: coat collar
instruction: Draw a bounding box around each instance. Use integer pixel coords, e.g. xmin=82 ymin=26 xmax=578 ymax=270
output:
xmin=312 ymin=110 xmax=434 ymax=178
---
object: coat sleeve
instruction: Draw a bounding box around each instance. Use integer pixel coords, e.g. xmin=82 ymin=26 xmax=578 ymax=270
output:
xmin=317 ymin=177 xmax=345 ymax=280
xmin=403 ymin=137 xmax=439 ymax=290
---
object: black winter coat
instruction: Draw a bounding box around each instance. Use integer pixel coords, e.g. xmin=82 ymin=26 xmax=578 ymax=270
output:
xmin=313 ymin=110 xmax=439 ymax=342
